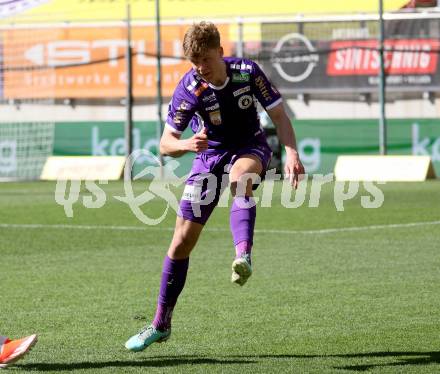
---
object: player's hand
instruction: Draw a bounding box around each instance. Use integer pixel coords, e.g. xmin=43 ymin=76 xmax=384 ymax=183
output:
xmin=284 ymin=149 xmax=305 ymax=189
xmin=184 ymin=127 xmax=209 ymax=153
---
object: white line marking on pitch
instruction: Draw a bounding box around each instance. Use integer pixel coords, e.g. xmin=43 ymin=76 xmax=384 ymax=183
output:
xmin=0 ymin=221 xmax=439 ymax=235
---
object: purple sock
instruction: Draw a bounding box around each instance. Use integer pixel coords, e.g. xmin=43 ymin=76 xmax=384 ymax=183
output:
xmin=152 ymin=255 xmax=189 ymax=331
xmin=235 ymin=240 xmax=252 ymax=262
xmin=230 ymin=196 xmax=256 ymax=257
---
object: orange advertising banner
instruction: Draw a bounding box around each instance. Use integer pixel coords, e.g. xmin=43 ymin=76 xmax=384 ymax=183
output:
xmin=2 ymin=24 xmax=231 ymax=99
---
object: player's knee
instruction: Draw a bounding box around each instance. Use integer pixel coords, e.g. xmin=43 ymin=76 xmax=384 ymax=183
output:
xmin=230 ymin=178 xmax=254 ymax=197
xmin=229 ymin=166 xmax=247 ymax=183
xmin=176 ymin=232 xmax=197 ymax=251
xmin=169 ymin=226 xmax=199 ymax=257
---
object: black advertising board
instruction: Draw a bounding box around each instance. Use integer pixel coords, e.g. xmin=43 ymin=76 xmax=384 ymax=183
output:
xmin=258 ymin=17 xmax=440 ymax=96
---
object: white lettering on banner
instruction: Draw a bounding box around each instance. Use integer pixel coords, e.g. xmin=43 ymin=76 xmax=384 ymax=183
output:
xmin=332 ymin=28 xmax=370 ymax=40
xmin=334 ymin=49 xmax=380 ymax=71
xmin=391 ymin=45 xmax=431 ymax=69
xmin=92 ymin=126 xmax=160 ymax=164
xmin=412 ymin=123 xmax=440 ymax=161
xmin=90 ymin=40 xmax=126 ymax=67
xmin=368 ymin=75 xmax=432 ymax=85
xmin=298 ymin=138 xmax=321 ymax=173
xmin=333 ymin=46 xmax=432 ymax=72
xmin=0 ymin=140 xmax=17 ymax=173
xmin=92 ymin=127 xmax=109 ymax=155
xmin=24 ymin=71 xmax=112 ymax=86
xmin=328 ymin=39 xmax=438 ymax=76
xmin=24 ymin=39 xmax=182 ymax=68
xmin=136 ymin=39 xmax=183 ymax=66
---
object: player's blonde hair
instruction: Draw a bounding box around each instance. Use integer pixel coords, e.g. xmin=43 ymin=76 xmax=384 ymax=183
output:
xmin=183 ymin=21 xmax=221 ymax=59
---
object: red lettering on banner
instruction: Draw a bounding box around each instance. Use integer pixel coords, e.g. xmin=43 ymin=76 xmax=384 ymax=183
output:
xmin=327 ymin=39 xmax=439 ymax=75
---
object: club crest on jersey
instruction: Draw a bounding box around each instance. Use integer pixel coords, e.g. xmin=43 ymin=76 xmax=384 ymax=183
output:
xmin=238 ymin=95 xmax=253 ymax=109
xmin=209 ymin=110 xmax=222 ymax=125
xmin=232 ymin=72 xmax=250 ymax=82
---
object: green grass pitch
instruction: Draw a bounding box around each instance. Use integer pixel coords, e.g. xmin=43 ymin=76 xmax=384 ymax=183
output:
xmin=1 ymin=180 xmax=439 ymax=373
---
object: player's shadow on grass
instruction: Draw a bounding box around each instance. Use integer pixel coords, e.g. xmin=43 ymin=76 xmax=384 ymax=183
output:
xmin=243 ymin=351 xmax=440 ymax=370
xmin=19 ymin=351 xmax=440 ymax=371
xmin=328 ymin=351 xmax=440 ymax=371
xmin=246 ymin=351 xmax=440 ymax=370
xmin=19 ymin=357 xmax=257 ymax=371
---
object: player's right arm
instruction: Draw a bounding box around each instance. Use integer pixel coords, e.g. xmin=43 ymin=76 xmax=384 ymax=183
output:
xmin=160 ymin=80 xmax=208 ymax=157
xmin=160 ymin=127 xmax=208 ymax=157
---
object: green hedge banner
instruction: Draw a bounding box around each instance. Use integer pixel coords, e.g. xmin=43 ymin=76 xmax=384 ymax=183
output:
xmin=54 ymin=119 xmax=440 ymax=177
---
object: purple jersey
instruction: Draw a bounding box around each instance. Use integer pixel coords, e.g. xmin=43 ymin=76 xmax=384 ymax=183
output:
xmin=166 ymin=57 xmax=282 ymax=149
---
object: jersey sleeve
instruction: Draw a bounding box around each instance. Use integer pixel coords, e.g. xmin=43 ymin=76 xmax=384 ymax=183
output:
xmin=251 ymin=61 xmax=283 ymax=110
xmin=165 ymin=82 xmax=198 ymax=134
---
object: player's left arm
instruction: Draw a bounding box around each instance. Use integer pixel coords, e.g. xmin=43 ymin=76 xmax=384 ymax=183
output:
xmin=267 ymin=103 xmax=305 ymax=189
xmin=250 ymin=60 xmax=305 ymax=187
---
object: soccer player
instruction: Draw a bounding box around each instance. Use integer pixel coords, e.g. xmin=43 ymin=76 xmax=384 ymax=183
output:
xmin=125 ymin=21 xmax=304 ymax=351
xmin=0 ymin=334 xmax=37 ymax=368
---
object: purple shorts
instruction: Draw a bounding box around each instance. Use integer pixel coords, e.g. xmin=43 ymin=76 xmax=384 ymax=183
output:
xmin=178 ymin=139 xmax=272 ymax=225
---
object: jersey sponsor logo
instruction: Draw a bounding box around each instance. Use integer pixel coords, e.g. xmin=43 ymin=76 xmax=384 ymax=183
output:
xmin=232 ymin=85 xmax=251 ymax=97
xmin=182 ymin=184 xmax=202 ymax=202
xmin=186 ymin=80 xmax=198 ymax=91
xmin=232 ymin=72 xmax=250 ymax=82
xmin=238 ymin=94 xmax=253 ymax=109
xmin=209 ymin=110 xmax=222 ymax=125
xmin=255 ymin=75 xmax=273 ymax=102
xmin=205 ymin=103 xmax=220 ymax=111
xmin=230 ymin=63 xmax=252 ymax=70
xmin=202 ymin=92 xmax=216 ymax=102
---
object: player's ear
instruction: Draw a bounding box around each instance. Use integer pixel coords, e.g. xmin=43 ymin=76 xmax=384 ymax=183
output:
xmin=219 ymin=46 xmax=224 ymax=58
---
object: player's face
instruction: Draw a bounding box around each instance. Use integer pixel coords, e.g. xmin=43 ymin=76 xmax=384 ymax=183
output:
xmin=190 ymin=47 xmax=225 ymax=83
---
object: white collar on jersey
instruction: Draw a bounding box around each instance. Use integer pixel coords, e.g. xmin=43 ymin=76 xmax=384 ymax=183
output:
xmin=207 ymin=76 xmax=230 ymax=90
